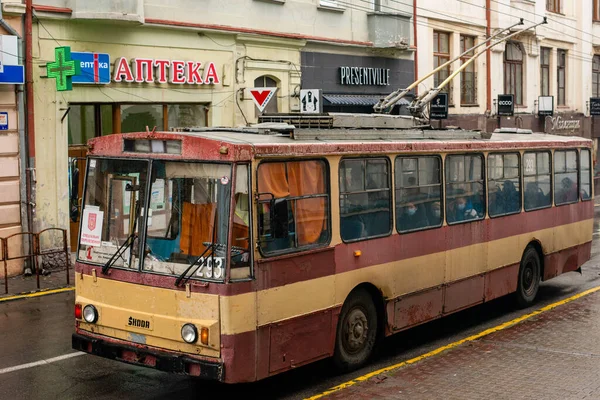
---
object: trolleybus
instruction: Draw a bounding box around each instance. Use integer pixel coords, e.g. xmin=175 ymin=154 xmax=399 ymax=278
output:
xmin=72 ymin=124 xmax=593 ymax=382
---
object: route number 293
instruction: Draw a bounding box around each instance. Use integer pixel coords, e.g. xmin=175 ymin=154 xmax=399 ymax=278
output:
xmin=196 ymin=257 xmax=224 ymax=279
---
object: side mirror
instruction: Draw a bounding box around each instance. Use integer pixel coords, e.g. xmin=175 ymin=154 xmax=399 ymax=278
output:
xmin=270 ymin=198 xmax=289 ymax=239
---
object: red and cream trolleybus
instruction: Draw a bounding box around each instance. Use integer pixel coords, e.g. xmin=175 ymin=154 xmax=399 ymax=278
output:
xmin=72 ymin=123 xmax=593 ymax=382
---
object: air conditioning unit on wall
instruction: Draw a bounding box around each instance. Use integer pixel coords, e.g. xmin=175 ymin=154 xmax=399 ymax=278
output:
xmin=68 ymin=0 xmax=144 ymax=23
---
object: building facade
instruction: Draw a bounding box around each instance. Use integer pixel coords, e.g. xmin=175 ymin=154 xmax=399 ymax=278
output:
xmin=3 ymin=0 xmax=600 ymax=274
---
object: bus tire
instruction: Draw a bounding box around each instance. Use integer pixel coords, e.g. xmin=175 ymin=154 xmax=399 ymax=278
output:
xmin=515 ymin=246 xmax=541 ymax=308
xmin=333 ymin=288 xmax=378 ymax=372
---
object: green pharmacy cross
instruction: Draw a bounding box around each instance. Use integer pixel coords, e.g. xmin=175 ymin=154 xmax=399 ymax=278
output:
xmin=47 ymin=46 xmax=81 ymax=92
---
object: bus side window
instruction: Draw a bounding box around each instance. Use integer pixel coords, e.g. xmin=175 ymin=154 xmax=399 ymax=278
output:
xmin=395 ymin=156 xmax=442 ymax=232
xmin=257 ymin=160 xmax=330 ymax=255
xmin=554 ymin=149 xmax=579 ymax=206
xmin=445 ymin=154 xmax=485 ymax=224
xmin=488 ymin=153 xmax=521 ymax=217
xmin=524 ymin=151 xmax=552 ymax=211
xmin=339 ymin=158 xmax=392 ymax=242
xmin=581 ymin=149 xmax=592 ymax=201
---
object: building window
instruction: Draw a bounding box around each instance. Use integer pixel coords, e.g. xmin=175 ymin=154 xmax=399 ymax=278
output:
xmin=488 ymin=153 xmax=521 ymax=217
xmin=595 ymin=0 xmax=600 ymax=21
xmin=581 ymin=149 xmax=592 ymax=201
xmin=460 ymin=35 xmax=477 ymax=105
xmin=445 ymin=154 xmax=485 ymax=224
xmin=540 ymin=47 xmax=551 ymax=97
xmin=257 ymin=160 xmax=330 ymax=255
xmin=554 ymin=150 xmax=579 ymax=206
xmin=254 ymin=75 xmax=279 ymax=116
xmin=593 ymin=56 xmax=600 ymax=98
xmin=547 ymin=0 xmax=562 ymax=13
xmin=523 ymin=151 xmax=552 ymax=211
xmin=434 ymin=31 xmax=452 ymax=104
xmin=395 ymin=156 xmax=442 ymax=232
xmin=121 ymin=104 xmax=163 ymax=133
xmin=339 ymin=158 xmax=392 ymax=241
xmin=557 ymin=50 xmax=566 ymax=106
xmin=504 ymin=42 xmax=523 ymax=106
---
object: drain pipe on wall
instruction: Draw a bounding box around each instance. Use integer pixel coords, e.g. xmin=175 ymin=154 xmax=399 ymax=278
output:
xmin=413 ymin=0 xmax=418 ymax=95
xmin=486 ymin=0 xmax=492 ymax=113
xmin=0 ymin=1 xmax=34 ymax=274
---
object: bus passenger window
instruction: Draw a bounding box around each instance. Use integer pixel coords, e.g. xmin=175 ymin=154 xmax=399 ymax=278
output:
xmin=395 ymin=156 xmax=442 ymax=232
xmin=445 ymin=154 xmax=485 ymax=224
xmin=554 ymin=150 xmax=579 ymax=206
xmin=524 ymin=152 xmax=552 ymax=211
xmin=488 ymin=153 xmax=521 ymax=217
xmin=231 ymin=164 xmax=252 ymax=280
xmin=581 ymin=149 xmax=592 ymax=201
xmin=339 ymin=158 xmax=391 ymax=241
xmin=257 ymin=160 xmax=330 ymax=255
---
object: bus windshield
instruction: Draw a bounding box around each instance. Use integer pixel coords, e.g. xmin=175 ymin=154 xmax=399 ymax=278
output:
xmin=142 ymin=160 xmax=233 ymax=281
xmin=78 ymin=158 xmax=243 ymax=282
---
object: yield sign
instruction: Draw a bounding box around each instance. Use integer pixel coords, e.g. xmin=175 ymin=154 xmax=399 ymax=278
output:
xmin=249 ymin=88 xmax=277 ymax=112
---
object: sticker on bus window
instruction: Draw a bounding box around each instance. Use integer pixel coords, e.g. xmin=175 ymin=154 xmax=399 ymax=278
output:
xmin=80 ymin=208 xmax=104 ymax=246
xmin=90 ymin=159 xmax=96 ymax=169
xmin=220 ymin=176 xmax=229 ymax=185
xmin=196 ymin=257 xmax=224 ymax=279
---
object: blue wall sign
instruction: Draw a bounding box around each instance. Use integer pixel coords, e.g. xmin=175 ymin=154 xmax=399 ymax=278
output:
xmin=0 ymin=112 xmax=8 ymax=130
xmin=0 ymin=64 xmax=24 ymax=84
xmin=71 ymin=52 xmax=110 ymax=84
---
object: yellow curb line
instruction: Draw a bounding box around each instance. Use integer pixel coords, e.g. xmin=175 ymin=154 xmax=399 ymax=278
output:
xmin=0 ymin=286 xmax=75 ymax=303
xmin=305 ymin=285 xmax=600 ymax=400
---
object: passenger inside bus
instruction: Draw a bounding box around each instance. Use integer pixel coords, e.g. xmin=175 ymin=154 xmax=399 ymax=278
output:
xmin=489 ymin=179 xmax=520 ymax=215
xmin=524 ymin=181 xmax=550 ymax=209
xmin=557 ymin=177 xmax=578 ymax=204
xmin=398 ymin=202 xmax=429 ymax=231
xmin=447 ymin=195 xmax=479 ymax=223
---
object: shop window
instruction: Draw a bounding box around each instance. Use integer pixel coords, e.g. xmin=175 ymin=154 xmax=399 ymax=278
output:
xmin=523 ymin=151 xmax=552 ymax=211
xmin=434 ymin=31 xmax=452 ymax=105
xmin=254 ymin=75 xmax=279 ymax=117
xmin=554 ymin=150 xmax=578 ymax=206
xmin=593 ymin=56 xmax=600 ymax=98
xmin=68 ymin=104 xmax=113 ymax=145
xmin=121 ymin=104 xmax=163 ymax=133
xmin=541 ymin=48 xmax=551 ymax=97
xmin=460 ymin=35 xmax=477 ymax=105
xmin=167 ymin=104 xmax=207 ymax=129
xmin=581 ymin=149 xmax=592 ymax=201
xmin=396 ymin=156 xmax=442 ymax=233
xmin=339 ymin=158 xmax=392 ymax=241
xmin=504 ymin=42 xmax=523 ymax=106
xmin=446 ymin=154 xmax=485 ymax=224
xmin=557 ymin=50 xmax=566 ymax=106
xmin=488 ymin=153 xmax=521 ymax=217
xmin=257 ymin=160 xmax=330 ymax=255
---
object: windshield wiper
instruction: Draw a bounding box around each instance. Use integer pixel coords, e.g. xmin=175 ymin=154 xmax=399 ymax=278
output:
xmin=174 ymin=243 xmax=215 ymax=287
xmin=175 ymin=209 xmax=219 ymax=287
xmin=102 ymin=200 xmax=140 ymax=275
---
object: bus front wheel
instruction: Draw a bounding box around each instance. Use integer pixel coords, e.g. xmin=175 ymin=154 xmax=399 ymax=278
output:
xmin=333 ymin=288 xmax=378 ymax=372
xmin=516 ymin=246 xmax=541 ymax=308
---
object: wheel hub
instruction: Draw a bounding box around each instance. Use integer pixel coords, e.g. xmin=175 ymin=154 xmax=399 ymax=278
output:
xmin=343 ymin=308 xmax=368 ymax=354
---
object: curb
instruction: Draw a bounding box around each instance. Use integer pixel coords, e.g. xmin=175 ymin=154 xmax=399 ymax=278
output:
xmin=0 ymin=286 xmax=75 ymax=303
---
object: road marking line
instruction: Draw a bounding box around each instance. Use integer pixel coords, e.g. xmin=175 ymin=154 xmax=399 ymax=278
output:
xmin=0 ymin=286 xmax=75 ymax=303
xmin=0 ymin=352 xmax=85 ymax=375
xmin=306 ymin=285 xmax=600 ymax=400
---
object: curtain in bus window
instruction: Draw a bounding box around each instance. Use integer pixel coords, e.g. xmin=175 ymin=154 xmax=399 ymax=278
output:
xmin=288 ymin=161 xmax=326 ymax=245
xmin=180 ymin=202 xmax=216 ymax=255
xmin=258 ymin=162 xmax=290 ymax=198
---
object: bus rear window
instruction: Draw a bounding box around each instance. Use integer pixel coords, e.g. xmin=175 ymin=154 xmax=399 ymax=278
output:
xmin=257 ymin=160 xmax=330 ymax=255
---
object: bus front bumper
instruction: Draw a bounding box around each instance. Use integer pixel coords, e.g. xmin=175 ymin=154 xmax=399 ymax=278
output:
xmin=72 ymin=332 xmax=224 ymax=381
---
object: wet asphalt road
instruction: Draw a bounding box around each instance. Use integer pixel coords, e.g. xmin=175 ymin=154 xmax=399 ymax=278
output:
xmin=2 ymin=209 xmax=600 ymax=400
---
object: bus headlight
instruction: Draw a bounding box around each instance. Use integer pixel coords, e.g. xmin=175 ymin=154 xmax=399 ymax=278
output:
xmin=181 ymin=323 xmax=198 ymax=344
xmin=83 ymin=305 xmax=98 ymax=323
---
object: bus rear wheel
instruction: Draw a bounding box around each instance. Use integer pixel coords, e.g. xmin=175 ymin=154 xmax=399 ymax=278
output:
xmin=333 ymin=289 xmax=378 ymax=372
xmin=516 ymin=246 xmax=541 ymax=308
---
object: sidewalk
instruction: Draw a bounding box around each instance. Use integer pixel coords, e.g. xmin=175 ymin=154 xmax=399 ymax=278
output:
xmin=321 ymin=289 xmax=600 ymax=400
xmin=0 ymin=267 xmax=75 ymax=299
